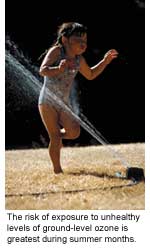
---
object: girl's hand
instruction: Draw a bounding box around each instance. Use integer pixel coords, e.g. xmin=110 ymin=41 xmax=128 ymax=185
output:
xmin=59 ymin=59 xmax=68 ymax=72
xmin=59 ymin=59 xmax=76 ymax=72
xmin=104 ymin=49 xmax=118 ymax=64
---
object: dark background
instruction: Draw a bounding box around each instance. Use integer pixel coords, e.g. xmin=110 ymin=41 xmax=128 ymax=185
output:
xmin=5 ymin=0 xmax=145 ymax=148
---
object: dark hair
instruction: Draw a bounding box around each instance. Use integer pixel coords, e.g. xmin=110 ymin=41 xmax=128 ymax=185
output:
xmin=56 ymin=22 xmax=87 ymax=45
xmin=38 ymin=22 xmax=87 ymax=61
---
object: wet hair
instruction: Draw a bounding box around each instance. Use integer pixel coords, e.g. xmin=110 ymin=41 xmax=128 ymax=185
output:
xmin=38 ymin=22 xmax=87 ymax=60
xmin=56 ymin=22 xmax=87 ymax=45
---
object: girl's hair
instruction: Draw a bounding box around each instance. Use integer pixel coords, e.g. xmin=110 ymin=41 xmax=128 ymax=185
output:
xmin=38 ymin=22 xmax=87 ymax=60
xmin=56 ymin=22 xmax=87 ymax=45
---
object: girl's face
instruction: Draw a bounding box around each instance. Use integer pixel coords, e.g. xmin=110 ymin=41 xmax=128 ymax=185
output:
xmin=68 ymin=33 xmax=87 ymax=55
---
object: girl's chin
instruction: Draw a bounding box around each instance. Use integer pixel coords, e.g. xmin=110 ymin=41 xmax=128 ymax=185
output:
xmin=77 ymin=49 xmax=86 ymax=55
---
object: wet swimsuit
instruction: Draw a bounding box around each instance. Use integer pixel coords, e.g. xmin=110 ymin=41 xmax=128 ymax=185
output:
xmin=38 ymin=47 xmax=80 ymax=109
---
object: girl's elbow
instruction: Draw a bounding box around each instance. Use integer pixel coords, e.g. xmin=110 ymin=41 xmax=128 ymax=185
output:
xmin=86 ymin=73 xmax=95 ymax=80
xmin=39 ymin=67 xmax=45 ymax=77
xmin=82 ymin=71 xmax=94 ymax=80
xmin=87 ymin=75 xmax=94 ymax=80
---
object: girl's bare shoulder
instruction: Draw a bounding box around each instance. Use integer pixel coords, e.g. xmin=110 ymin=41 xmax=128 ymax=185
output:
xmin=46 ymin=45 xmax=61 ymax=59
xmin=42 ymin=45 xmax=62 ymax=66
xmin=79 ymin=55 xmax=88 ymax=67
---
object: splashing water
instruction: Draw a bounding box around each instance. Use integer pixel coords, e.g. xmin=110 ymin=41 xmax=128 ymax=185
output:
xmin=6 ymin=49 xmax=130 ymax=168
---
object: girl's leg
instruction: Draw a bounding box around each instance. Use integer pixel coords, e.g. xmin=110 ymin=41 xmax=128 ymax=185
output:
xmin=59 ymin=110 xmax=80 ymax=140
xmin=38 ymin=104 xmax=63 ymax=174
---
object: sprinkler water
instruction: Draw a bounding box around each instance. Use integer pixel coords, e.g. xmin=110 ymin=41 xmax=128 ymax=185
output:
xmin=6 ymin=44 xmax=144 ymax=182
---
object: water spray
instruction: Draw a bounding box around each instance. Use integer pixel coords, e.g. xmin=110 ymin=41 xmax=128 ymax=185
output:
xmin=44 ymin=89 xmax=144 ymax=182
xmin=6 ymin=49 xmax=144 ymax=182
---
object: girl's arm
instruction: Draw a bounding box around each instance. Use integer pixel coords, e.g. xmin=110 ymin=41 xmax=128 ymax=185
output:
xmin=39 ymin=46 xmax=68 ymax=77
xmin=79 ymin=49 xmax=118 ymax=80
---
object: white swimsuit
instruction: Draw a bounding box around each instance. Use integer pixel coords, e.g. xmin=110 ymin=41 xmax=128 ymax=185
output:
xmin=38 ymin=47 xmax=80 ymax=109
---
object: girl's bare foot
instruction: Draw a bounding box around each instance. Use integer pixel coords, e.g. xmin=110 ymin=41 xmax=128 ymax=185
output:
xmin=54 ymin=168 xmax=63 ymax=174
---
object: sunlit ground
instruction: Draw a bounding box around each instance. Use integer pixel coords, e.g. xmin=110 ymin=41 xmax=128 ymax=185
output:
xmin=5 ymin=143 xmax=145 ymax=210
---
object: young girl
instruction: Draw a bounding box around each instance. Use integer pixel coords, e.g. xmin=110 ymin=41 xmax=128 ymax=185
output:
xmin=38 ymin=22 xmax=118 ymax=174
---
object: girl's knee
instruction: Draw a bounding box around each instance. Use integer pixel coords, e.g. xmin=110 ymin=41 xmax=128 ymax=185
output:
xmin=50 ymin=132 xmax=61 ymax=140
xmin=49 ymin=130 xmax=62 ymax=144
xmin=73 ymin=125 xmax=80 ymax=139
xmin=67 ymin=125 xmax=80 ymax=139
